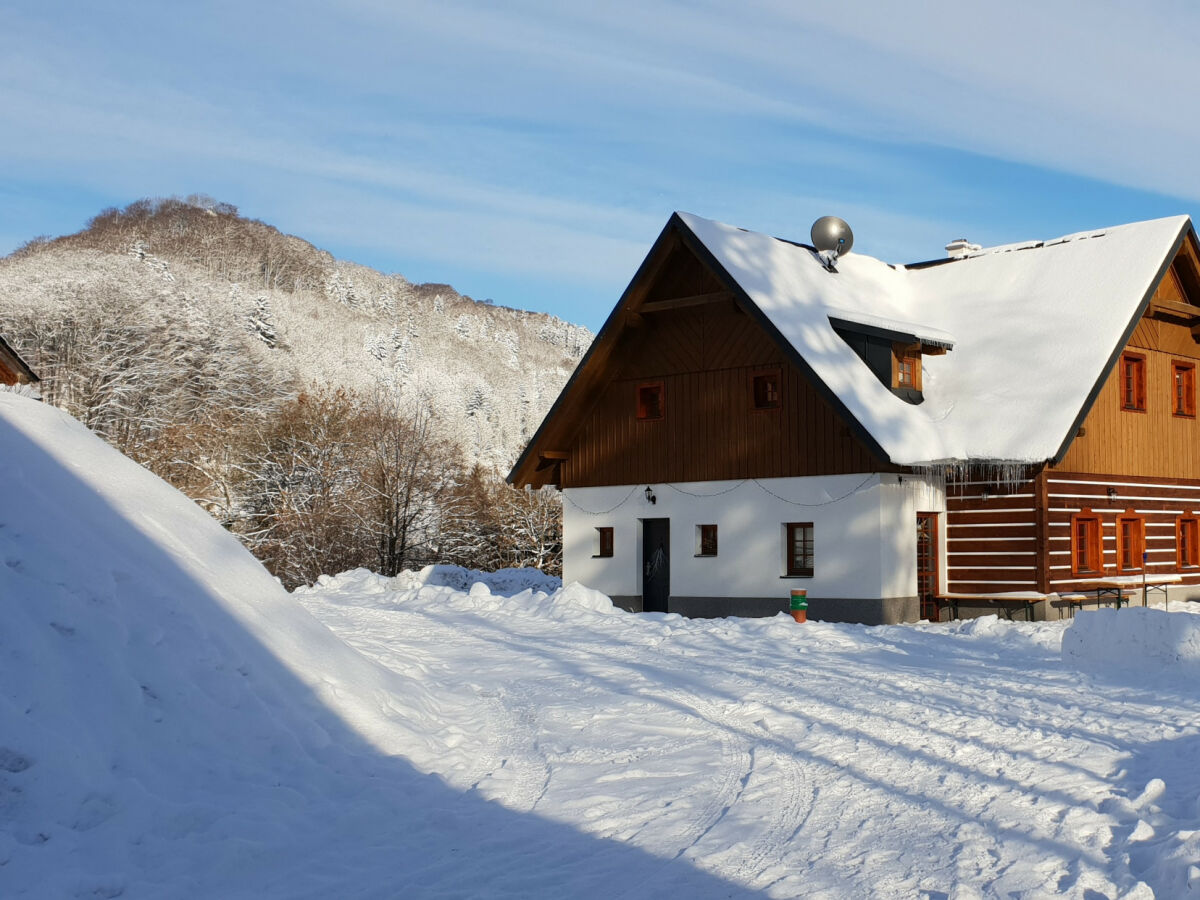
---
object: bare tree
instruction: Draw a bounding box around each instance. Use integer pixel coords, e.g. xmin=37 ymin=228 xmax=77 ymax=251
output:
xmin=357 ymin=387 xmax=462 ymax=576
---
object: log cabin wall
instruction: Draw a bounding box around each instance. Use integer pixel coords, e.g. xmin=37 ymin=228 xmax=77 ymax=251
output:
xmin=559 ymin=245 xmax=894 ymax=488
xmin=945 ymin=476 xmax=1041 ymax=594
xmin=0 ymin=360 xmax=17 ymax=386
xmin=1043 ymin=471 xmax=1200 ymax=592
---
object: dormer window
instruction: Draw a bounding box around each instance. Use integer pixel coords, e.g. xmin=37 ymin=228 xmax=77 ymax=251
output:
xmin=828 ymin=316 xmax=950 ymax=407
xmin=892 ymin=343 xmax=922 ymax=392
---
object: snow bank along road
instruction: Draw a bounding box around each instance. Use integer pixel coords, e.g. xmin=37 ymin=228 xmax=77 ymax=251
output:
xmin=300 ymin=570 xmax=1200 ymax=899
xmin=4 ymin=390 xmax=1200 ymax=898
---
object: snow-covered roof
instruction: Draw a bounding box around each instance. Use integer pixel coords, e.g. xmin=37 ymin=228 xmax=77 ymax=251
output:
xmin=677 ymin=211 xmax=1190 ymax=466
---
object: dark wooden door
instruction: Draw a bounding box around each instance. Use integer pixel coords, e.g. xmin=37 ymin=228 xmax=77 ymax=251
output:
xmin=642 ymin=518 xmax=670 ymax=613
xmin=917 ymin=512 xmax=940 ymax=621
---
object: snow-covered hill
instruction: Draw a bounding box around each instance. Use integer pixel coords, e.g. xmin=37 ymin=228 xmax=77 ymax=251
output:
xmin=0 ymin=198 xmax=591 ymax=468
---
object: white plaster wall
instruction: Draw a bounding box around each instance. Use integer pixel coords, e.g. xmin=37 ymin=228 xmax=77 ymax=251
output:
xmin=563 ymin=473 xmax=946 ymax=601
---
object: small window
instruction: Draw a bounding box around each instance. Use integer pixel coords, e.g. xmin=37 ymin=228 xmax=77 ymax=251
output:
xmin=636 ymin=382 xmax=664 ymax=420
xmin=1173 ymin=361 xmax=1196 ymax=417
xmin=785 ymin=522 xmax=814 ymax=577
xmin=1116 ymin=513 xmax=1145 ymax=572
xmin=1179 ymin=515 xmax=1199 ymax=569
xmin=595 ymin=527 xmax=613 ymax=558
xmin=892 ymin=343 xmax=922 ymax=391
xmin=752 ymin=371 xmax=780 ymax=410
xmin=1120 ymin=353 xmax=1147 ymax=412
xmin=1071 ymin=511 xmax=1103 ymax=576
xmin=696 ymin=524 xmax=718 ymax=557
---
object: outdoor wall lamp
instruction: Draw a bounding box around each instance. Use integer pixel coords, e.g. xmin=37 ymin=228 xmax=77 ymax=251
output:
xmin=644 ymin=486 xmax=657 ymax=504
xmin=1107 ymin=487 xmax=1118 ymax=502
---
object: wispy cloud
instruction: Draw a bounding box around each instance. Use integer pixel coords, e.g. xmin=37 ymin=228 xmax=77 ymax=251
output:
xmin=3 ymin=1 xmax=1197 ymax=327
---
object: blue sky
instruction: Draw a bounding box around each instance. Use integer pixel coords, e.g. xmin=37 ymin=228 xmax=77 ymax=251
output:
xmin=4 ymin=1 xmax=1199 ymax=330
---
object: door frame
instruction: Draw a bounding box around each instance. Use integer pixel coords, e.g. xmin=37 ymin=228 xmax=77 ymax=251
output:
xmin=916 ymin=511 xmax=941 ymax=621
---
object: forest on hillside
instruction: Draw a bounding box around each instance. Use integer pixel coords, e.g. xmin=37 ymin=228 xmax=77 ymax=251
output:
xmin=0 ymin=196 xmax=576 ymax=586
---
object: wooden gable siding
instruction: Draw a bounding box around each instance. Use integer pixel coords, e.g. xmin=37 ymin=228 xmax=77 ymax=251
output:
xmin=561 ymin=271 xmax=892 ymax=487
xmin=1056 ymin=246 xmax=1200 ymax=479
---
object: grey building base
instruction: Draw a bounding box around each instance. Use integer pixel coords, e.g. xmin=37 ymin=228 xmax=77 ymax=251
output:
xmin=607 ymin=595 xmax=918 ymax=625
xmin=1167 ymin=585 xmax=1200 ymax=605
xmin=609 ymin=595 xmax=643 ymax=614
xmin=806 ymin=596 xmax=918 ymax=626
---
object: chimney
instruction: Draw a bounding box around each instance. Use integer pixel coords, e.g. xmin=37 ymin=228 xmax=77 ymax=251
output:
xmin=945 ymin=238 xmax=982 ymax=259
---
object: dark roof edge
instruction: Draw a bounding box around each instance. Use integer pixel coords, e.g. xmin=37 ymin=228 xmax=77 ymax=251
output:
xmin=506 ymin=216 xmax=682 ymax=485
xmin=673 ymin=218 xmax=896 ymax=467
xmin=829 ymin=317 xmax=919 ymax=346
xmin=1050 ymin=217 xmax=1192 ymax=466
xmin=0 ymin=335 xmax=39 ymax=383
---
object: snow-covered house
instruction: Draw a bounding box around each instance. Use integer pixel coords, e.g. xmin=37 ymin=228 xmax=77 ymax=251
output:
xmin=509 ymin=212 xmax=1200 ymax=623
xmin=0 ymin=333 xmax=38 ymax=388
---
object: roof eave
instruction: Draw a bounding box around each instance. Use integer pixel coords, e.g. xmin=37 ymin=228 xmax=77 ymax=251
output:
xmin=1049 ymin=216 xmax=1193 ymax=466
xmin=0 ymin=335 xmax=39 ymax=383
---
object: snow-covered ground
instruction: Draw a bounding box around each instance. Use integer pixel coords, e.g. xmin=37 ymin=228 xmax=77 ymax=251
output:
xmin=297 ymin=573 xmax=1200 ymax=899
xmin=5 ymin=391 xmax=1200 ymax=898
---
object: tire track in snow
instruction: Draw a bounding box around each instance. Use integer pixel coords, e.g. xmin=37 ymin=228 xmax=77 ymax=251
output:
xmin=663 ymin=693 xmax=754 ymax=861
xmin=675 ymin=699 xmax=816 ymax=890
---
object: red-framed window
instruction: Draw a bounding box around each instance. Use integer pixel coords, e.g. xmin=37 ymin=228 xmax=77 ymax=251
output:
xmin=636 ymin=382 xmax=664 ymax=420
xmin=1120 ymin=352 xmax=1147 ymax=412
xmin=595 ymin=527 xmax=613 ymax=558
xmin=1173 ymin=361 xmax=1196 ymax=418
xmin=751 ymin=371 xmax=780 ymax=410
xmin=785 ymin=522 xmax=814 ymax=576
xmin=1179 ymin=515 xmax=1199 ymax=569
xmin=697 ymin=524 xmax=718 ymax=557
xmin=1071 ymin=510 xmax=1104 ymax=576
xmin=1116 ymin=513 xmax=1145 ymax=572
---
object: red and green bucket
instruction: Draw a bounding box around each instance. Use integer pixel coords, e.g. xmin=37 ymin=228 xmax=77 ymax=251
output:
xmin=790 ymin=589 xmax=808 ymax=624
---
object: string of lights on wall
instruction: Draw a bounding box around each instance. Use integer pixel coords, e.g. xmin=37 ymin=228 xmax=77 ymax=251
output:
xmin=563 ymin=474 xmax=882 ymax=516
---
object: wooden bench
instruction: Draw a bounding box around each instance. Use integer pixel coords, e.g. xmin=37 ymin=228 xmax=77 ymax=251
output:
xmin=936 ymin=592 xmax=1046 ymax=622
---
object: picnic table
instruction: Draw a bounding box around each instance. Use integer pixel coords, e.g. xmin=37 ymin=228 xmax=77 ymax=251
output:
xmin=936 ymin=592 xmax=1047 ymax=622
xmin=1061 ymin=574 xmax=1183 ymax=617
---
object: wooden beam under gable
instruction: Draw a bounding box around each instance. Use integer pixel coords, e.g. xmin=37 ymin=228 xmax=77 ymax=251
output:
xmin=639 ymin=290 xmax=734 ymax=314
xmin=1149 ymin=296 xmax=1200 ymax=323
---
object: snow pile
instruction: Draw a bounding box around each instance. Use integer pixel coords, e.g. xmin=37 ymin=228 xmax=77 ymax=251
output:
xmin=1063 ymin=608 xmax=1200 ymax=673
xmin=306 ymin=563 xmax=563 ymax=598
xmin=391 ymin=563 xmax=563 ymax=596
xmin=0 ymin=394 xmax=742 ymax=898
xmin=300 ymin=566 xmax=613 ymax=619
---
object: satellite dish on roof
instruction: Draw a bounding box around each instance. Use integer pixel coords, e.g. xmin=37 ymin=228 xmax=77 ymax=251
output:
xmin=811 ymin=216 xmax=854 ymax=258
